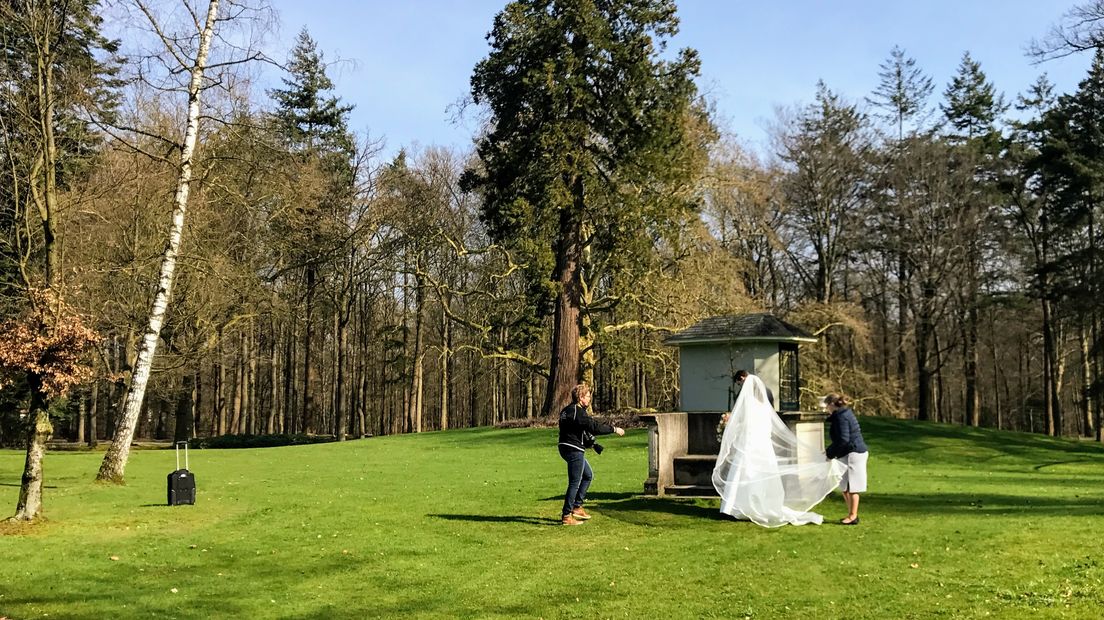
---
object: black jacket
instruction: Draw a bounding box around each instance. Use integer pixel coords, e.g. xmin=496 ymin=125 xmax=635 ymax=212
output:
xmin=558 ymin=403 xmax=614 ymax=452
xmin=826 ymin=407 xmax=868 ymax=459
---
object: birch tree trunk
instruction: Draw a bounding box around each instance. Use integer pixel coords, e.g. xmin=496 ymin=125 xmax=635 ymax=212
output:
xmin=96 ymin=0 xmax=221 ymax=483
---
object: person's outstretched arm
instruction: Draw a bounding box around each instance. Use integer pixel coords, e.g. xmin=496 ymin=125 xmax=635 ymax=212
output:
xmin=576 ymin=407 xmax=623 ymax=436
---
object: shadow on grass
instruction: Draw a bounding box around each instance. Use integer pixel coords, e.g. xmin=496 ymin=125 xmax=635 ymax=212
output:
xmin=599 ymin=496 xmax=730 ymax=521
xmin=537 ymin=491 xmax=636 ymax=502
xmin=868 ymin=491 xmax=1104 ymax=516
xmin=865 ymin=417 xmax=1104 ymax=462
xmin=429 ymin=513 xmax=562 ymax=526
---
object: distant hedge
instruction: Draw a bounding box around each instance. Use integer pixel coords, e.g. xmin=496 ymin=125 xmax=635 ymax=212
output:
xmin=191 ymin=433 xmax=338 ymax=449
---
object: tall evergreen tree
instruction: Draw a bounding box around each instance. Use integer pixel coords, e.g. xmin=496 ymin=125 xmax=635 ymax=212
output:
xmin=941 ymin=52 xmax=1007 ymax=428
xmin=464 ymin=0 xmax=712 ymax=416
xmin=1002 ymin=74 xmax=1066 ymax=438
xmin=1037 ymin=49 xmax=1104 ymax=439
xmin=942 ymin=52 xmax=1006 ymax=144
xmin=267 ymin=28 xmax=354 ymax=435
xmin=865 ymin=46 xmax=934 ymax=400
xmin=867 ymin=45 xmax=934 ymax=141
xmin=269 ymin=28 xmax=354 ymax=154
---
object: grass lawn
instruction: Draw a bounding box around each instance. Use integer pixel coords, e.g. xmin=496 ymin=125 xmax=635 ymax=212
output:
xmin=2 ymin=417 xmax=1104 ymax=619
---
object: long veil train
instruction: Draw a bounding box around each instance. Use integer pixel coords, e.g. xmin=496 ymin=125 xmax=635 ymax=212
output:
xmin=711 ymin=375 xmax=844 ymax=527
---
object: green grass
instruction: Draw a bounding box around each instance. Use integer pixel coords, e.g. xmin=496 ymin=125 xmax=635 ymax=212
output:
xmin=2 ymin=417 xmax=1104 ymax=619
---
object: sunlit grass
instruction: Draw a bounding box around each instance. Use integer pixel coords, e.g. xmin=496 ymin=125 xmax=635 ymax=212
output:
xmin=2 ymin=417 xmax=1103 ymax=618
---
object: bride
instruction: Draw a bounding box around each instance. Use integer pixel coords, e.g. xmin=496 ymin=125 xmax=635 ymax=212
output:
xmin=712 ymin=375 xmax=843 ymax=527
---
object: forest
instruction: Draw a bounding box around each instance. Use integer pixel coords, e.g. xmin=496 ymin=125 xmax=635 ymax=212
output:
xmin=3 ymin=0 xmax=1104 ymax=519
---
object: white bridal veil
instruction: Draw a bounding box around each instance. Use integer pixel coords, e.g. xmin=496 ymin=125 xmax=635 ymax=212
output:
xmin=711 ymin=375 xmax=844 ymax=527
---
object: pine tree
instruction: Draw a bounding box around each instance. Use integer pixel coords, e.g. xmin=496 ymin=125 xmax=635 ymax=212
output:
xmin=1037 ymin=49 xmax=1104 ymax=438
xmin=463 ymin=0 xmax=711 ymax=416
xmin=269 ymin=28 xmax=354 ymax=154
xmin=1002 ymin=74 xmax=1065 ymax=438
xmin=867 ymin=45 xmax=934 ymax=141
xmin=942 ymin=52 xmax=1006 ymax=144
xmin=941 ymin=52 xmax=1007 ymax=428
xmin=865 ymin=47 xmax=933 ymax=401
xmin=267 ymin=28 xmax=354 ymax=435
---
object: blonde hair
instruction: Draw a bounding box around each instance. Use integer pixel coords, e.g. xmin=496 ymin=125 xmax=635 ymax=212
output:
xmin=824 ymin=393 xmax=851 ymax=408
xmin=571 ymin=383 xmax=591 ymax=403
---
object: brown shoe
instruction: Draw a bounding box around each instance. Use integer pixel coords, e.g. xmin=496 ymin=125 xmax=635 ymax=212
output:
xmin=561 ymin=514 xmax=584 ymax=526
xmin=571 ymin=508 xmax=591 ymax=520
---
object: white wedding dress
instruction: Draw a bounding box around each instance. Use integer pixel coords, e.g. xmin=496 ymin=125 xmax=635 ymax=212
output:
xmin=712 ymin=375 xmax=843 ymax=527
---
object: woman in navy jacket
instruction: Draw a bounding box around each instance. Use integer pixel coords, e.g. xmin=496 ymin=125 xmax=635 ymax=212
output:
xmin=824 ymin=394 xmax=868 ymax=525
xmin=557 ymin=384 xmax=624 ymax=525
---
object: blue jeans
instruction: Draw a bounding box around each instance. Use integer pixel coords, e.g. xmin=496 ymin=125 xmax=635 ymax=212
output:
xmin=559 ymin=446 xmax=593 ymax=516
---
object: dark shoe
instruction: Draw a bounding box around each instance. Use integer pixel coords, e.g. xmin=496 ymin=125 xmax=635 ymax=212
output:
xmin=571 ymin=507 xmax=591 ymax=520
xmin=561 ymin=514 xmax=584 ymax=526
xmin=840 ymin=517 xmax=860 ymax=526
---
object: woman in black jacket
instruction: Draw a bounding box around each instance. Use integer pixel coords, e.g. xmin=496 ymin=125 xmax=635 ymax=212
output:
xmin=824 ymin=394 xmax=868 ymax=525
xmin=558 ymin=384 xmax=624 ymax=526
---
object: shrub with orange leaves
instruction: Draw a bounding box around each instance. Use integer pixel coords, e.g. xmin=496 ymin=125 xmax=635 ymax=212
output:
xmin=0 ymin=289 xmax=100 ymax=398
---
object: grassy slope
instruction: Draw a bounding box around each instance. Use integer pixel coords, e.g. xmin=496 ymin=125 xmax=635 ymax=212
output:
xmin=2 ymin=417 xmax=1103 ymax=619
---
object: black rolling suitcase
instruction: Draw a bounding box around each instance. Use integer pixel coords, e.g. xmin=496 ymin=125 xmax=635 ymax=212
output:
xmin=167 ymin=441 xmax=196 ymax=506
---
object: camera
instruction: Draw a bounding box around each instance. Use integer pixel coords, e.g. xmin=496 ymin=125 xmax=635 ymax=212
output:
xmin=582 ymin=431 xmax=604 ymax=455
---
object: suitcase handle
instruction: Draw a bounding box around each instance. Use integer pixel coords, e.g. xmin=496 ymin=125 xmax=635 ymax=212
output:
xmin=175 ymin=440 xmax=188 ymax=470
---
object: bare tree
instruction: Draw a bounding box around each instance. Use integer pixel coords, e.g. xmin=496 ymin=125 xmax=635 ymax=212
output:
xmin=1031 ymin=1 xmax=1104 ymax=60
xmin=97 ymin=0 xmax=269 ymax=483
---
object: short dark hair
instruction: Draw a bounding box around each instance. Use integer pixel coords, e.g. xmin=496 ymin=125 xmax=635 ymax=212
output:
xmin=734 ymin=369 xmax=749 ymax=381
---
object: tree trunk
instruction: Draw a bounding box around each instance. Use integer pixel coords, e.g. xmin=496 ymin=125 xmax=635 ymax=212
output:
xmin=11 ymin=378 xmax=51 ymax=521
xmin=174 ymin=373 xmax=195 ymax=443
xmin=440 ymin=306 xmax=451 ymax=430
xmin=896 ymin=251 xmax=909 ymax=408
xmin=193 ymin=369 xmax=204 ymax=438
xmin=96 ymin=0 xmax=221 ymax=483
xmin=1042 ymin=297 xmax=1059 ymax=436
xmin=542 ymin=191 xmax=584 ymax=418
xmin=988 ymin=305 xmax=1002 ymax=430
xmin=268 ymin=319 xmax=278 ymax=434
xmin=965 ymin=302 xmax=979 ymax=426
xmin=246 ymin=323 xmax=256 ymax=434
xmin=411 ymin=275 xmax=424 ymax=433
xmin=88 ymin=382 xmax=99 ymax=447
xmin=230 ymin=330 xmax=243 ymax=435
xmin=76 ymin=391 xmax=86 ymax=444
xmin=336 ymin=303 xmax=350 ymax=440
xmin=1054 ymin=323 xmax=1067 ymax=437
xmin=1081 ymin=322 xmax=1095 ymax=438
xmin=283 ymin=319 xmax=296 ymax=433
xmin=915 ymin=308 xmax=932 ymax=421
xmin=217 ymin=326 xmax=227 ymax=435
xmin=401 ymin=269 xmax=412 ymax=433
xmin=303 ymin=266 xmax=317 ymax=434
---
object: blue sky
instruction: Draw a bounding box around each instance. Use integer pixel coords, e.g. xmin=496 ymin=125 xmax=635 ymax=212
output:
xmin=264 ymin=1 xmax=1092 ymax=157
